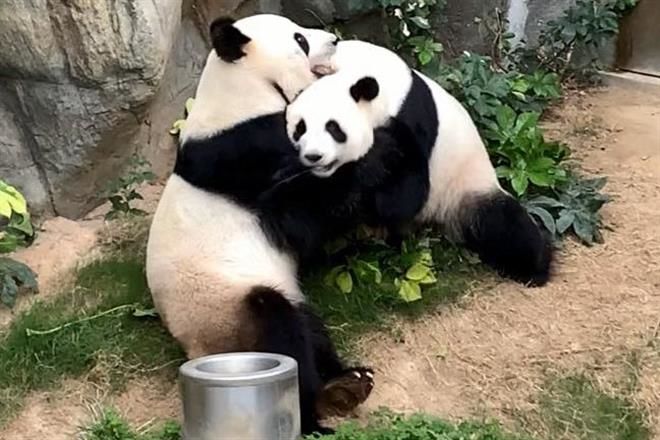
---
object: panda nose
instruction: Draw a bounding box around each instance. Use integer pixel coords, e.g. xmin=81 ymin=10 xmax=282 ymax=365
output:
xmin=304 ymin=153 xmax=323 ymax=164
xmin=332 ymin=36 xmax=339 ymax=46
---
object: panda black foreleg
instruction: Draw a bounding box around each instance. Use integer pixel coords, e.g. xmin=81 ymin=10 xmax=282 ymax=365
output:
xmin=460 ymin=191 xmax=553 ymax=286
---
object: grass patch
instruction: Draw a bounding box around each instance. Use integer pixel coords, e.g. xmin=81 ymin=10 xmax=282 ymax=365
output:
xmin=303 ymin=234 xmax=483 ymax=354
xmin=312 ymin=411 xmax=528 ymax=440
xmin=521 ymin=373 xmax=651 ymax=440
xmin=82 ymin=408 xmax=180 ymax=440
xmin=81 ymin=408 xmax=525 ymax=440
xmin=0 ymin=256 xmax=183 ymax=426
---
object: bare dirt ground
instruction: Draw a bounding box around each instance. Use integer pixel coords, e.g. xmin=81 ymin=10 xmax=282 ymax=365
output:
xmin=1 ymin=83 xmax=658 ymax=439
xmin=360 ymin=85 xmax=660 ymax=433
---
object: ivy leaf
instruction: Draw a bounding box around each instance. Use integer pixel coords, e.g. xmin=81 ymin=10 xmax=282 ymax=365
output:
xmin=336 ymin=271 xmax=353 ymax=294
xmin=398 ymin=280 xmax=422 ymax=303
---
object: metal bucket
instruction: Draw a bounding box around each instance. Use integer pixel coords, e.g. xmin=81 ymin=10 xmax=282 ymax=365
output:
xmin=179 ymin=352 xmax=300 ymax=440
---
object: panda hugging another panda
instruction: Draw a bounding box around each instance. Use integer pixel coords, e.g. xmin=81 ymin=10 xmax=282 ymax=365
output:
xmin=284 ymin=40 xmax=553 ymax=286
xmin=146 ymin=13 xmax=552 ymax=437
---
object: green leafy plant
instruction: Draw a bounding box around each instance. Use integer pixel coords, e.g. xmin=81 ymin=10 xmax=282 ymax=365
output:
xmin=485 ymin=107 xmax=568 ymax=196
xmin=104 ymin=155 xmax=156 ymax=220
xmin=0 ymin=179 xmax=34 ymax=253
xmin=524 ymin=175 xmax=610 ymax=244
xmin=323 ymin=230 xmax=441 ymax=303
xmin=531 ymin=0 xmax=638 ymax=76
xmin=0 ymin=257 xmax=38 ymax=308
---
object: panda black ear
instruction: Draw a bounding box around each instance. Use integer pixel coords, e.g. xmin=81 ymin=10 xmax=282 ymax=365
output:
xmin=350 ymin=77 xmax=379 ymax=103
xmin=209 ymin=17 xmax=251 ymax=63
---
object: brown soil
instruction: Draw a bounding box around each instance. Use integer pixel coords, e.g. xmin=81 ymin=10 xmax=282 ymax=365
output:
xmin=360 ymin=85 xmax=660 ymax=432
xmin=1 ymin=84 xmax=659 ymax=439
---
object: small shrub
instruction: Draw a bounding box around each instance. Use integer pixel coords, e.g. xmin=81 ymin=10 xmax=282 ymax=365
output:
xmin=0 ymin=257 xmax=38 ymax=308
xmin=104 ymin=155 xmax=156 ymax=220
xmin=0 ymin=179 xmax=34 ymax=253
xmin=0 ymin=179 xmax=38 ymax=308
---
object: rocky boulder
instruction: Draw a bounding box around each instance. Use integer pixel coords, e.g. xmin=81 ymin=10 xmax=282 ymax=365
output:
xmin=0 ymin=0 xmax=207 ymax=218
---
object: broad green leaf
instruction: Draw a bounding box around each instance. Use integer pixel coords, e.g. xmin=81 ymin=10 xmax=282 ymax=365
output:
xmin=0 ymin=233 xmax=19 ymax=254
xmin=185 ymin=98 xmax=195 ymax=115
xmin=527 ymin=206 xmax=556 ymax=235
xmin=1 ymin=274 xmax=18 ymax=308
xmin=0 ymin=257 xmax=38 ymax=308
xmin=511 ymin=172 xmax=529 ymax=196
xmin=169 ymin=119 xmax=186 ymax=135
xmin=527 ymin=196 xmax=566 ymax=209
xmin=528 ymin=171 xmax=554 ymax=187
xmin=133 ymin=307 xmax=158 ymax=318
xmin=409 ymin=16 xmax=430 ymax=29
xmin=323 ymin=265 xmax=345 ymax=287
xmin=406 ymin=263 xmax=431 ymax=281
xmin=0 ymin=199 xmax=11 ymax=218
xmin=495 ymin=106 xmax=516 ymax=131
xmin=398 ymin=280 xmax=422 ymax=303
xmin=8 ymin=213 xmax=34 ymax=236
xmin=418 ymin=50 xmax=433 ymax=65
xmin=0 ymin=181 xmax=28 ymax=216
xmin=556 ymin=210 xmax=575 ymax=234
xmin=419 ymin=271 xmax=438 ymax=285
xmin=419 ymin=250 xmax=433 ymax=266
xmin=573 ymin=218 xmax=595 ymax=245
xmin=336 ymin=271 xmax=353 ymax=294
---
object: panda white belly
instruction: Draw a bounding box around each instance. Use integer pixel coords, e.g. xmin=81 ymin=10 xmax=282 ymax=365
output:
xmin=146 ymin=174 xmax=302 ymax=356
xmin=414 ymin=72 xmax=500 ymax=237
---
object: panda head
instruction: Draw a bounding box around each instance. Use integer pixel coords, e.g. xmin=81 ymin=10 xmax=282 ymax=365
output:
xmin=209 ymin=15 xmax=337 ymax=99
xmin=285 ymin=75 xmax=381 ymax=178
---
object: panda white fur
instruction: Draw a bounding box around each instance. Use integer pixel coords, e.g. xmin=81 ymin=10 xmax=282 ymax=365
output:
xmin=146 ymin=16 xmax=373 ymax=434
xmin=285 ymin=40 xmax=553 ymax=286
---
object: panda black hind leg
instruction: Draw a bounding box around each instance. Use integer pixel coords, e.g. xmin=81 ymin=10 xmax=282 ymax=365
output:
xmin=458 ymin=190 xmax=553 ymax=286
xmin=246 ymin=287 xmax=374 ymax=434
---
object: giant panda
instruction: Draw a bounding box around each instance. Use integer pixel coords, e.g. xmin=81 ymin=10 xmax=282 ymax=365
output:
xmin=284 ymin=40 xmax=553 ymax=286
xmin=146 ymin=16 xmax=374 ymax=434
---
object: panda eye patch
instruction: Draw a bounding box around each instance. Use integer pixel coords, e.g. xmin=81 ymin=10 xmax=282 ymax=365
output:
xmin=293 ymin=119 xmax=307 ymax=142
xmin=294 ymin=32 xmax=309 ymax=56
xmin=325 ymin=120 xmax=347 ymax=143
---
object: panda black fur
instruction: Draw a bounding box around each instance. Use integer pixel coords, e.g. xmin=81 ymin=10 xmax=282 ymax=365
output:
xmin=285 ymin=40 xmax=553 ymax=286
xmin=146 ymin=16 xmax=373 ymax=434
xmin=257 ymin=81 xmax=430 ymax=264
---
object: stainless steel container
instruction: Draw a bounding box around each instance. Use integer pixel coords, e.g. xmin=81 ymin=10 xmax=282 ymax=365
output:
xmin=179 ymin=352 xmax=300 ymax=440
